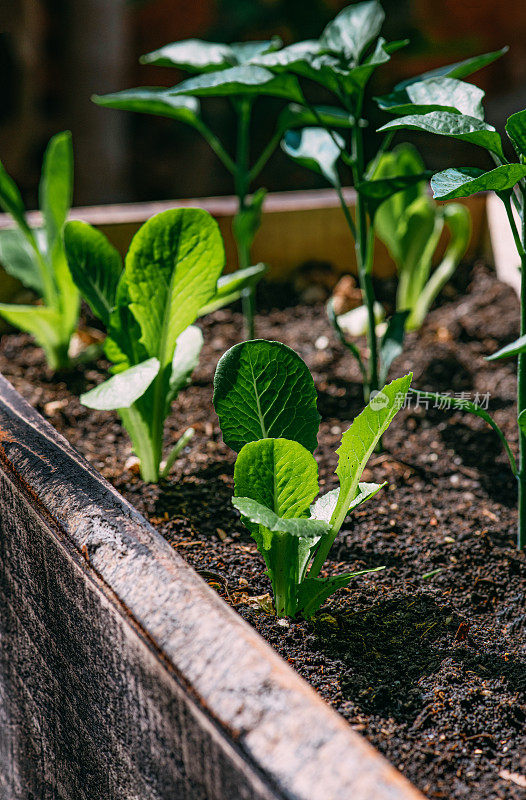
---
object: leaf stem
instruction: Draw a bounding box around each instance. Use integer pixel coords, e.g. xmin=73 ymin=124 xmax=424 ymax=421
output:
xmin=194 ymin=118 xmax=236 ymax=175
xmin=160 ymin=427 xmax=195 ymax=479
xmin=248 ymin=129 xmax=281 ymax=183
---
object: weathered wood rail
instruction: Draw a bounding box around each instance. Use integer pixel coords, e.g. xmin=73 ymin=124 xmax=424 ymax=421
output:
xmin=0 ymin=373 xmax=425 ymax=800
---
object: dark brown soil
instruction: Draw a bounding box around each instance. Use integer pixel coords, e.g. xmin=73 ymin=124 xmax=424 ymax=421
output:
xmin=0 ymin=264 xmax=525 ymax=800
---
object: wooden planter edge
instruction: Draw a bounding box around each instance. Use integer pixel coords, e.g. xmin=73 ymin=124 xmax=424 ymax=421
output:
xmin=0 ymin=372 xmax=425 ymax=800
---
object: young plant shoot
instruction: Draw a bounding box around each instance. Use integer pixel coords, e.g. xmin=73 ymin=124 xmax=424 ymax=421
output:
xmin=0 ymin=131 xmax=79 ymax=370
xmin=213 ymin=338 xmax=411 ymax=617
xmin=376 ymin=50 xmax=526 ymax=549
xmin=92 ymin=39 xmax=352 ymax=338
xmin=65 ymin=208 xmax=228 ymax=483
xmin=264 ymin=1 xmax=504 ymax=401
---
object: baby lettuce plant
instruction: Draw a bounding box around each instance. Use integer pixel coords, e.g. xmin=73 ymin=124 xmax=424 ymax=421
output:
xmin=373 ymin=143 xmax=471 ymax=330
xmin=376 ymin=53 xmax=526 ymax=549
xmin=0 ymin=131 xmax=79 ymax=370
xmin=213 ymin=338 xmax=411 ymax=617
xmin=93 ymin=39 xmax=349 ymax=339
xmin=64 ymin=208 xmax=225 ymax=482
xmin=259 ymin=1 xmax=505 ymax=402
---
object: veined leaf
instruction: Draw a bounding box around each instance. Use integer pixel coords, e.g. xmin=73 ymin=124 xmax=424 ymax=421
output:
xmin=505 ymin=109 xmax=526 ymax=159
xmin=232 ymin=496 xmax=329 ymax=540
xmin=93 ymin=90 xmax=202 ymax=127
xmin=64 ymin=220 xmax=122 ymax=325
xmin=169 ymin=65 xmax=304 ymax=103
xmin=198 ymin=263 xmax=267 ymax=316
xmin=234 ymin=438 xmax=319 ymax=519
xmin=213 ymin=339 xmax=320 ymax=453
xmin=168 ymin=324 xmax=203 ymax=402
xmin=140 ymin=39 xmax=235 ymax=72
xmin=487 ymin=334 xmax=526 ymax=360
xmin=331 ymin=374 xmax=411 ymax=531
xmin=105 ymin=273 xmax=147 ymax=373
xmin=430 ymin=165 xmax=526 ymax=200
xmin=281 ymin=128 xmax=344 ymax=187
xmin=81 ymin=357 xmax=160 ymax=410
xmin=320 ymin=0 xmax=385 ymax=62
xmin=125 ymin=208 xmax=224 ymax=368
xmin=377 ymin=77 xmax=485 ymax=119
xmin=0 ymin=228 xmax=44 ymax=294
xmin=310 ymin=482 xmax=384 ymax=523
xmin=39 ymin=131 xmax=73 ymax=252
xmin=378 ymin=112 xmax=504 ymax=158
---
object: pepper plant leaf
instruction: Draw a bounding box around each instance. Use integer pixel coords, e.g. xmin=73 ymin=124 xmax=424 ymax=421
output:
xmin=377 ymin=77 xmax=485 ymax=119
xmin=395 ymin=47 xmax=508 ymax=90
xmin=378 ymin=112 xmax=504 ymax=158
xmin=505 ymin=109 xmax=526 ymax=159
xmin=320 ymin=0 xmax=385 ymax=62
xmin=430 ymin=164 xmax=526 ymax=200
xmin=64 ymin=220 xmax=122 ymax=325
xmin=169 ymin=65 xmax=304 ymax=102
xmin=213 ymin=339 xmax=320 ymax=453
xmin=81 ymin=357 xmax=161 ymax=411
xmin=281 ymin=127 xmax=344 ymax=187
xmin=276 ymin=103 xmax=354 ymax=136
xmin=93 ymin=90 xmax=202 ymax=127
xmin=234 ymin=438 xmax=319 ymax=519
xmin=140 ymin=39 xmax=235 ymax=72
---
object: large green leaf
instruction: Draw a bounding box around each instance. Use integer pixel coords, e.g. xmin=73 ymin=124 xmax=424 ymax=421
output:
xmin=0 ymin=228 xmax=44 ymax=294
xmin=430 ymin=165 xmax=526 ymax=200
xmin=81 ymin=358 xmax=160 ymax=410
xmin=213 ymin=339 xmax=320 ymax=453
xmin=378 ymin=77 xmax=485 ymax=119
xmin=125 ymin=208 xmax=224 ymax=368
xmin=167 ymin=324 xmax=203 ymax=403
xmin=39 ymin=131 xmax=73 ymax=252
xmin=170 ymin=65 xmax=304 ymax=102
xmin=252 ymin=42 xmax=341 ymax=95
xmin=331 ymin=374 xmax=411 ymax=532
xmin=378 ymin=112 xmax=504 ymax=158
xmin=234 ymin=438 xmax=319 ymax=519
xmin=0 ymin=303 xmax=63 ymax=350
xmin=395 ymin=47 xmax=508 ymax=90
xmin=232 ymin=496 xmax=329 ymax=540
xmin=64 ymin=220 xmax=122 ymax=325
xmin=140 ymin=39 xmax=234 ymax=72
xmin=505 ymin=109 xmax=526 ymax=159
xmin=281 ymin=128 xmax=343 ymax=187
xmin=93 ymin=90 xmax=201 ymax=127
xmin=198 ymin=263 xmax=267 ymax=316
xmin=320 ymin=0 xmax=385 ymax=62
xmin=310 ymin=482 xmax=384 ymax=523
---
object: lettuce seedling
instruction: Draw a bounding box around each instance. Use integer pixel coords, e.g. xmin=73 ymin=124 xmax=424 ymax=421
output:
xmin=213 ymin=338 xmax=411 ymax=617
xmin=0 ymin=131 xmax=79 ymax=370
xmin=377 ymin=49 xmax=526 ymax=550
xmin=65 ymin=208 xmax=229 ymax=482
xmin=92 ymin=39 xmax=353 ymax=338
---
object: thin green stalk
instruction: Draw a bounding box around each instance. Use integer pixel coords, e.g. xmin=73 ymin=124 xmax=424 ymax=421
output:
xmin=234 ymin=98 xmax=255 ymax=339
xmin=193 ymin=119 xmax=236 ymax=175
xmin=518 ymin=189 xmax=526 ymax=550
xmin=160 ymin=427 xmax=195 ymax=479
xmin=350 ymin=93 xmax=378 ymax=399
xmin=248 ymin=130 xmax=281 ymax=183
xmin=334 ymin=181 xmax=357 ymax=240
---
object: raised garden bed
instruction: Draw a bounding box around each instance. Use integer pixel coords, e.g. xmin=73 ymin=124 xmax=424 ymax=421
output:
xmin=0 ymin=259 xmax=524 ymax=800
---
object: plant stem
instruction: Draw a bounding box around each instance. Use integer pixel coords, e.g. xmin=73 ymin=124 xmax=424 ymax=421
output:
xmin=518 ymin=191 xmax=526 ymax=550
xmin=160 ymin=427 xmax=195 ymax=479
xmin=234 ymin=98 xmax=255 ymax=339
xmin=350 ymin=93 xmax=378 ymax=400
xmin=248 ymin=130 xmax=281 ymax=183
xmin=194 ymin=119 xmax=236 ymax=175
